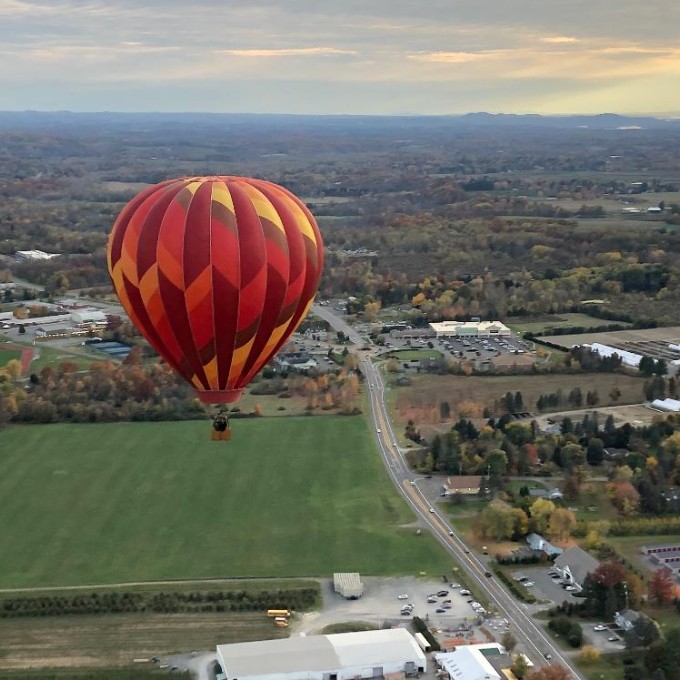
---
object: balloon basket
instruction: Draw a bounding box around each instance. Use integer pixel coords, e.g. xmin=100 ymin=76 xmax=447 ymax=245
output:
xmin=211 ymin=427 xmax=232 ymax=442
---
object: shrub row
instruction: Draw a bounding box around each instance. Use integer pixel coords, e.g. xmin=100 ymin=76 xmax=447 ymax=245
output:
xmin=548 ymin=613 xmax=583 ymax=648
xmin=0 ymin=587 xmax=319 ymax=618
xmin=492 ymin=567 xmax=537 ymax=604
xmin=412 ymin=616 xmax=441 ymax=652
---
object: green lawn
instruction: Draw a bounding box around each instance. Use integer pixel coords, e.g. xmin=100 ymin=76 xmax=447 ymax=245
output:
xmin=507 ymin=313 xmax=629 ymax=335
xmin=0 ymin=418 xmax=451 ymax=588
xmin=0 ymin=348 xmax=21 ymax=366
xmin=605 ymin=534 xmax=680 ymax=571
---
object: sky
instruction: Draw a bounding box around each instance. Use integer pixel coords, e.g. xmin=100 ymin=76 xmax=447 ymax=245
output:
xmin=2 ymin=0 xmax=680 ymax=116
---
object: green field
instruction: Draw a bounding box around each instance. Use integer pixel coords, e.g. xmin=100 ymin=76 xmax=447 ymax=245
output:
xmin=0 ymin=348 xmax=21 ymax=366
xmin=508 ymin=313 xmax=630 ymax=335
xmin=0 ymin=418 xmax=450 ymax=588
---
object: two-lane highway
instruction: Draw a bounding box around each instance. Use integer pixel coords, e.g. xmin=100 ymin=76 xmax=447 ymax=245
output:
xmin=313 ymin=303 xmax=582 ymax=679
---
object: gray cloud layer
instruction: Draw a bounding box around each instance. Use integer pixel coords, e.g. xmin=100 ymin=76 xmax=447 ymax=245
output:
xmin=1 ymin=0 xmax=679 ymax=114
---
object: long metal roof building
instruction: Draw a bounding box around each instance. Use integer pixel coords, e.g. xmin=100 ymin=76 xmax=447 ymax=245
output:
xmin=216 ymin=628 xmax=426 ymax=680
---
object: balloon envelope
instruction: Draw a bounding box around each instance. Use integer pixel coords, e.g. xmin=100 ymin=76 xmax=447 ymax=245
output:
xmin=107 ymin=176 xmax=323 ymax=403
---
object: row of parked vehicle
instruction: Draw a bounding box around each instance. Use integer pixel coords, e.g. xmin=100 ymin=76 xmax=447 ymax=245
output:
xmin=547 ymin=568 xmax=577 ymax=591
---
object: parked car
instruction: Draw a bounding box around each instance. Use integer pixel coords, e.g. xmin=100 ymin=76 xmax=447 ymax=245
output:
xmin=565 ymin=585 xmax=576 ymax=592
xmin=397 ymin=593 xmax=408 ymax=599
xmin=436 ymin=608 xmax=446 ymax=613
xmin=594 ymin=624 xmax=607 ymax=632
xmin=450 ymin=583 xmax=461 ymax=589
xmin=524 ymin=581 xmax=535 ymax=587
xmin=437 ymin=590 xmax=449 ymax=597
xmin=608 ymin=636 xmax=620 ymax=642
xmin=460 ymin=589 xmax=471 ymax=596
xmin=427 ymin=596 xmax=437 ymax=603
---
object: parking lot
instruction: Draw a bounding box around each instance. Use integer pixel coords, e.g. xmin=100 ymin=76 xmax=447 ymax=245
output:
xmin=510 ymin=567 xmax=581 ymax=606
xmin=294 ymin=576 xmax=490 ymax=635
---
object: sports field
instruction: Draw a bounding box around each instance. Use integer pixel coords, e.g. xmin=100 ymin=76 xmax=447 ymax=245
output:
xmin=0 ymin=418 xmax=450 ymax=588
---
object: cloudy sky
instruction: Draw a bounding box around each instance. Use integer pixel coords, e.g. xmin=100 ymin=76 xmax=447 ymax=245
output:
xmin=2 ymin=0 xmax=680 ymax=115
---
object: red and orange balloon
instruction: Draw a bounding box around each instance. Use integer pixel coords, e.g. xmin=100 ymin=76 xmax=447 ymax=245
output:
xmin=107 ymin=176 xmax=323 ymax=404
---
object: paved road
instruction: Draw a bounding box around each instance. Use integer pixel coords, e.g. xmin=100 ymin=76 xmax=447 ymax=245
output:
xmin=314 ymin=304 xmax=583 ymax=679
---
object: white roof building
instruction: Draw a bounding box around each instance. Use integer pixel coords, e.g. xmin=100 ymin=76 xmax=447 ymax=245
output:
xmin=429 ymin=321 xmax=511 ymax=338
xmin=583 ymin=342 xmax=642 ymax=368
xmin=652 ymin=398 xmax=680 ymax=412
xmin=216 ymin=628 xmax=426 ymax=680
xmin=15 ymin=250 xmax=60 ymax=260
xmin=435 ymin=643 xmax=505 ymax=680
xmin=71 ymin=309 xmax=107 ymax=325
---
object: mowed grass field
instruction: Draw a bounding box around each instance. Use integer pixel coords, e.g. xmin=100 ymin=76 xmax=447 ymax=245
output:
xmin=0 ymin=418 xmax=450 ymax=588
xmin=0 ymin=347 xmax=21 ymax=366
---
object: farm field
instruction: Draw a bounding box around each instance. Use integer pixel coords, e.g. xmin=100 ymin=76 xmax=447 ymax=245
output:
xmin=508 ymin=313 xmax=630 ymax=335
xmin=391 ymin=373 xmax=648 ymax=424
xmin=0 ymin=612 xmax=285 ymax=670
xmin=541 ymin=326 xmax=680 ymax=350
xmin=0 ymin=418 xmax=450 ymax=588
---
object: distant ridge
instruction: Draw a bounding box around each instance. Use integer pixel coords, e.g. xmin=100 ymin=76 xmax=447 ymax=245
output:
xmin=0 ymin=110 xmax=678 ymax=131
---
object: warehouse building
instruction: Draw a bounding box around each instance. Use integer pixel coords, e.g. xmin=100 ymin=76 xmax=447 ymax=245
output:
xmin=71 ymin=309 xmax=107 ymax=325
xmin=216 ymin=628 xmax=426 ymax=680
xmin=582 ymin=342 xmax=642 ymax=368
xmin=333 ymin=572 xmax=364 ymax=599
xmin=435 ymin=643 xmax=507 ymax=680
xmin=429 ymin=321 xmax=511 ymax=338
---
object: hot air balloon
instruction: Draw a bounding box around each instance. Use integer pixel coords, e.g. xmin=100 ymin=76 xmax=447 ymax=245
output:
xmin=107 ymin=176 xmax=324 ymax=439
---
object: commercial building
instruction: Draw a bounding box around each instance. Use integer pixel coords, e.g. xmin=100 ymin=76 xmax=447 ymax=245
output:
xmin=333 ymin=572 xmax=364 ymax=599
xmin=429 ymin=321 xmax=511 ymax=338
xmin=435 ymin=643 xmax=507 ymax=680
xmin=216 ymin=628 xmax=426 ymax=680
xmin=443 ymin=475 xmax=483 ymax=496
xmin=71 ymin=309 xmax=108 ymax=325
xmin=553 ymin=546 xmax=600 ymax=591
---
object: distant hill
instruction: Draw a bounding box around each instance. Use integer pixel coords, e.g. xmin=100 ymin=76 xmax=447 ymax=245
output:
xmin=0 ymin=110 xmax=678 ymax=131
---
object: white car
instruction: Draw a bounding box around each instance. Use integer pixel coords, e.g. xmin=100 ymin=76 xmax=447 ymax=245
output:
xmin=565 ymin=585 xmax=577 ymax=591
xmin=524 ymin=581 xmax=535 ymax=587
xmin=448 ymin=530 xmax=454 ymax=536
xmin=429 ymin=508 xmax=435 ymax=513
xmin=594 ymin=624 xmax=607 ymax=632
xmin=397 ymin=593 xmax=409 ymax=600
xmin=459 ymin=589 xmax=471 ymax=596
xmin=376 ymin=428 xmax=382 ymax=434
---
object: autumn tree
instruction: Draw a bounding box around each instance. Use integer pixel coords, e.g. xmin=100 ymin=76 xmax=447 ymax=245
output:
xmin=527 ymin=664 xmax=572 ymax=680
xmin=530 ymin=498 xmax=556 ymax=534
xmin=548 ymin=507 xmax=577 ymax=541
xmin=649 ymin=568 xmax=675 ymax=606
xmin=577 ymin=645 xmax=601 ymax=665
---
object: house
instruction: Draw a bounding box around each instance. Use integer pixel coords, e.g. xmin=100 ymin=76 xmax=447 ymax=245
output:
xmin=443 ymin=475 xmax=483 ymax=496
xmin=526 ymin=533 xmax=563 ymax=558
xmin=528 ymin=487 xmax=563 ymax=501
xmin=615 ymin=609 xmax=641 ymax=632
xmin=553 ymin=546 xmax=600 ymax=591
